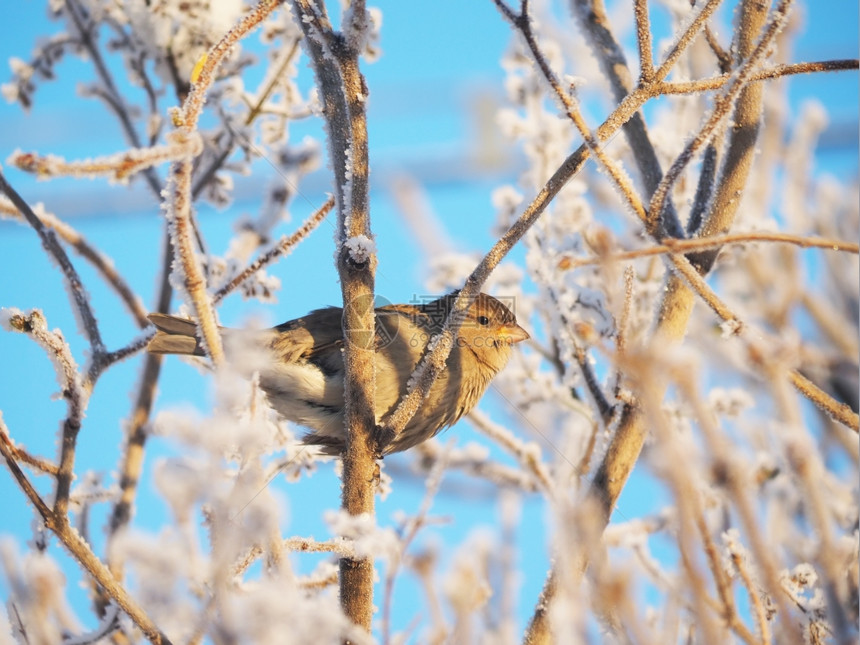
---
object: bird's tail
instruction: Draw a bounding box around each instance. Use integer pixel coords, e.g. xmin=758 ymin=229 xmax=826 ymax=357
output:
xmin=147 ymin=313 xmax=206 ymax=356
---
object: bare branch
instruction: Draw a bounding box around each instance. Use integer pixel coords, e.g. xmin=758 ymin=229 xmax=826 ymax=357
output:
xmin=0 ymin=430 xmax=59 ymax=476
xmin=292 ymin=0 xmax=378 ymax=631
xmin=212 ymin=196 xmax=334 ymax=304
xmin=382 ymin=450 xmax=448 ymax=645
xmin=160 ymin=0 xmax=282 ymax=366
xmin=177 ymin=0 xmax=280 ymax=132
xmin=0 ymin=416 xmax=172 ymax=644
xmin=526 ymin=4 xmax=799 ymax=640
xmin=660 ymin=59 xmax=859 ymax=95
xmin=653 ymin=0 xmax=725 ymax=82
xmin=9 ymin=132 xmax=203 ymax=183
xmin=0 ymin=171 xmax=104 ymax=355
xmin=64 ymin=0 xmax=164 ymax=199
xmin=633 ymin=0 xmax=654 ymax=83
xmin=0 ymin=419 xmax=54 ymax=519
xmin=648 ymin=0 xmax=794 ymax=236
xmin=788 ymin=371 xmax=859 ymax=433
xmin=467 ymin=410 xmax=554 ymax=494
xmin=0 ymin=198 xmax=149 ymax=329
xmin=558 ymin=231 xmax=860 ymax=269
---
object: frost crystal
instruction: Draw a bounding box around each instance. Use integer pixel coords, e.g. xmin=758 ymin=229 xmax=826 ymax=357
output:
xmin=0 ymin=307 xmax=24 ymax=332
xmin=344 ymin=234 xmax=376 ymax=263
xmin=719 ymin=318 xmax=742 ymax=338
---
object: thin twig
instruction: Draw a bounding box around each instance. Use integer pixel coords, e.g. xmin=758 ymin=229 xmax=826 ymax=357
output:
xmin=693 ymin=513 xmax=758 ymax=645
xmin=648 ymin=0 xmax=794 ymax=235
xmin=731 ymin=541 xmax=772 ymax=643
xmin=9 ymin=133 xmax=203 ymax=183
xmin=659 ymin=59 xmax=859 ymax=95
xmin=508 ymin=1 xmax=649 ymax=224
xmin=167 ymin=157 xmax=224 ymax=362
xmin=633 ymin=0 xmax=654 ymax=82
xmin=0 ymin=431 xmax=59 ymax=476
xmin=466 ymin=410 xmax=554 ymax=494
xmin=231 ymin=537 xmax=357 ymax=578
xmin=212 ymin=196 xmax=334 ymax=303
xmin=65 ymin=0 xmax=163 ymax=199
xmin=0 ymin=171 xmax=104 ymax=355
xmin=0 ymin=198 xmax=149 ymax=328
xmin=382 ymin=450 xmax=448 ymax=645
xmin=178 ymin=0 xmax=280 ymax=131
xmin=653 ymin=0 xmax=725 ymax=82
xmin=675 ymin=368 xmax=803 ymax=645
xmin=558 ymin=231 xmax=859 ymax=270
xmin=788 ymin=371 xmax=859 ymax=433
xmin=0 ymin=418 xmax=171 ymax=644
xmin=164 ymin=0 xmax=281 ymax=365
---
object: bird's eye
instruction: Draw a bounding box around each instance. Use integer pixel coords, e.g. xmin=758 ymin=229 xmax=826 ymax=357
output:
xmin=477 ymin=315 xmax=490 ymax=326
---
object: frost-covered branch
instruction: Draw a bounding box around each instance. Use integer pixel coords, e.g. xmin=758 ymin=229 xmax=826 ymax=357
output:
xmin=0 ymin=197 xmax=149 ymax=328
xmin=9 ymin=131 xmax=203 ymax=183
xmin=571 ymin=0 xmax=684 ymax=237
xmin=1 ymin=309 xmax=84 ymax=518
xmin=659 ymin=58 xmax=859 ymax=95
xmin=648 ymin=0 xmax=793 ymax=237
xmin=212 ymin=195 xmax=333 ymax=304
xmin=64 ymin=0 xmax=165 ymax=198
xmin=410 ymin=441 xmax=541 ymax=492
xmin=633 ymin=0 xmax=654 ymax=83
xmin=291 ymin=0 xmax=378 ymax=632
xmin=162 ymin=0 xmax=281 ymax=365
xmin=0 ymin=429 xmax=59 ymax=476
xmin=558 ymin=230 xmax=859 ymax=269
xmin=467 ymin=410 xmax=553 ymax=494
xmin=382 ymin=450 xmax=448 ymax=645
xmin=0 ymin=310 xmax=171 ymax=644
xmin=0 ymin=171 xmax=104 ymax=357
xmin=524 ymin=2 xmax=806 ymax=642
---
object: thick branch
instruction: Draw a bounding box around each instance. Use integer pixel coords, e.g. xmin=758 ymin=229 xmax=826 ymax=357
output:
xmin=647 ymin=0 xmax=793 ymax=237
xmin=292 ymin=0 xmax=377 ymax=632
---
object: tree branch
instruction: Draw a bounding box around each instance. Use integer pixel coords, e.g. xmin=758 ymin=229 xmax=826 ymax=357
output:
xmin=0 ymin=171 xmax=104 ymax=356
xmin=292 ymin=0 xmax=378 ymax=631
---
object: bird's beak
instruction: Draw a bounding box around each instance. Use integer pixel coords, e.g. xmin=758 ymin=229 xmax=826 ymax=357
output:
xmin=499 ymin=324 xmax=530 ymax=345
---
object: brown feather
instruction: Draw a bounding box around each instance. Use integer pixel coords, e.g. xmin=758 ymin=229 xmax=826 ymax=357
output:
xmin=147 ymin=313 xmax=205 ymax=356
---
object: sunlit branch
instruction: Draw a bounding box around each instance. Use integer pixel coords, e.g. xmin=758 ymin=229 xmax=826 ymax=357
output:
xmin=212 ymin=196 xmax=334 ymax=304
xmin=558 ymin=231 xmax=860 ymax=270
xmin=9 ymin=133 xmax=203 ymax=183
xmin=659 ymin=59 xmax=859 ymax=95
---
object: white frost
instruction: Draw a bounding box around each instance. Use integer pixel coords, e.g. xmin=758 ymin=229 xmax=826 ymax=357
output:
xmin=344 ymin=234 xmax=376 ymax=263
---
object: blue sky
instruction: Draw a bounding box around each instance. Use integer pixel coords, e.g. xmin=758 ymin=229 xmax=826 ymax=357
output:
xmin=0 ymin=0 xmax=857 ymax=640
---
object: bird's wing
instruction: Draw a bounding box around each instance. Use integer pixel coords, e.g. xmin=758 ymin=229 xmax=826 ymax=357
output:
xmin=147 ymin=313 xmax=205 ymax=355
xmin=272 ymin=307 xmax=345 ymax=367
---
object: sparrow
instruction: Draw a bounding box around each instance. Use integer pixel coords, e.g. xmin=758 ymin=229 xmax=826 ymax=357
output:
xmin=147 ymin=292 xmax=529 ymax=455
